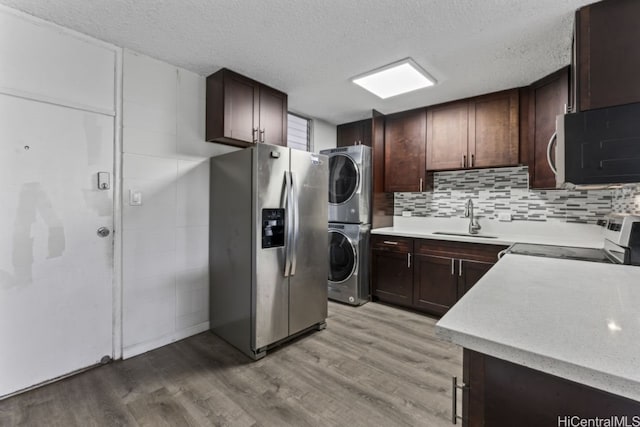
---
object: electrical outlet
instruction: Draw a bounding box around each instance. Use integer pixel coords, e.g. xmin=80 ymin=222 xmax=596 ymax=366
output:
xmin=498 ymin=212 xmax=512 ymax=222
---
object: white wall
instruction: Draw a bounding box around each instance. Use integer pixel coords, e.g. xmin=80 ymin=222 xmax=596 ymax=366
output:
xmin=0 ymin=8 xmax=116 ymax=115
xmin=312 ymin=118 xmax=337 ymax=153
xmin=0 ymin=6 xmax=119 ymax=396
xmin=121 ymin=51 xmax=237 ymax=358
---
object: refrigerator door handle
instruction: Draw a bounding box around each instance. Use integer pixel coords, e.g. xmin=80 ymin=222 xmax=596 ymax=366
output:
xmin=283 ymin=171 xmax=292 ymax=277
xmin=290 ymin=171 xmax=299 ymax=276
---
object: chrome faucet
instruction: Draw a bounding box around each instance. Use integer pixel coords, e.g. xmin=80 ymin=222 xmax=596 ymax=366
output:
xmin=465 ymin=199 xmax=481 ymax=235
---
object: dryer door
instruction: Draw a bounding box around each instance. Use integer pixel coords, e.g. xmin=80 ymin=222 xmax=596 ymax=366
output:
xmin=328 ymin=154 xmax=359 ymax=205
xmin=328 ymin=230 xmax=357 ymax=283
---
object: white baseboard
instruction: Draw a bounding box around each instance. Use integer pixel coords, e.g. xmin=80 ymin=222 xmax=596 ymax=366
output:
xmin=122 ymin=321 xmax=210 ymax=359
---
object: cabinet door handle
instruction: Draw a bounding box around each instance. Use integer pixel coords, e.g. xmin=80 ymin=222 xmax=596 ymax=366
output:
xmin=547 ymin=132 xmax=558 ymax=176
xmin=383 ymin=241 xmax=399 ymax=245
xmin=463 ymin=155 xmax=467 ymax=168
xmin=252 ymin=128 xmax=258 ymax=143
xmin=470 ymin=154 xmax=474 ymax=168
xmin=459 ymin=259 xmax=463 ymax=277
xmin=260 ymin=129 xmax=265 ymax=143
xmin=461 ymin=154 xmax=465 ymax=168
xmin=407 ymin=253 xmax=411 ymax=268
xmin=419 ymin=178 xmax=423 ymax=192
xmin=451 ymin=376 xmax=467 ymax=424
xmin=451 ymin=258 xmax=455 ymax=275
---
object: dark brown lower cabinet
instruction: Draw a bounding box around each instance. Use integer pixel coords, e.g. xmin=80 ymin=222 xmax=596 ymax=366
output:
xmin=413 ymin=254 xmax=457 ymax=315
xmin=461 ymin=349 xmax=640 ymax=427
xmin=371 ymin=251 xmax=413 ymax=307
xmin=411 ymin=239 xmax=506 ymax=316
xmin=371 ymin=236 xmax=414 ymax=308
xmin=458 ymin=259 xmax=494 ymax=298
xmin=371 ymin=235 xmax=507 ymax=316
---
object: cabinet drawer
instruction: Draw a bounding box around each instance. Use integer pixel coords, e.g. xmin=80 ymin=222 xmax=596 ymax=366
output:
xmin=415 ymin=238 xmax=507 ymax=263
xmin=371 ymin=235 xmax=413 ymax=254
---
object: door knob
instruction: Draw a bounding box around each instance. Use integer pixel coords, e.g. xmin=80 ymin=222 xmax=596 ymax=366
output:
xmin=97 ymin=227 xmax=110 ymax=238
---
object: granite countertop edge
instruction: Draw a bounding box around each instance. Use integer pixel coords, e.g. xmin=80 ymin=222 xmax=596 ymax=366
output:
xmin=434 ymin=255 xmax=640 ymax=403
xmin=435 ymin=326 xmax=640 ymax=403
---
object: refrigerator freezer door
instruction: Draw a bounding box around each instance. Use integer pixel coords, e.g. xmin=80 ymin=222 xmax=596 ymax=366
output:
xmin=288 ymin=149 xmax=329 ymax=335
xmin=254 ymin=144 xmax=290 ymax=350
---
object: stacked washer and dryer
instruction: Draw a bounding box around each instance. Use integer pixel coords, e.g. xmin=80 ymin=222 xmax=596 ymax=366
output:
xmin=321 ymin=145 xmax=372 ymax=306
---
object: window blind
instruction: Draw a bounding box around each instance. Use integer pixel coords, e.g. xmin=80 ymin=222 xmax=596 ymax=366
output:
xmin=287 ymin=113 xmax=310 ymax=151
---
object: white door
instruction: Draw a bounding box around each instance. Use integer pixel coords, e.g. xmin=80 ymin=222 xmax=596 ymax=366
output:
xmin=0 ymin=94 xmax=114 ymax=397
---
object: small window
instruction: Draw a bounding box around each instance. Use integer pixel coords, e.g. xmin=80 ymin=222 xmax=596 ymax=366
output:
xmin=287 ymin=113 xmax=311 ymax=152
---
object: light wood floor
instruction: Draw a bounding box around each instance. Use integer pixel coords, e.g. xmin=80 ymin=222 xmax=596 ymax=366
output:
xmin=0 ymin=302 xmax=462 ymax=427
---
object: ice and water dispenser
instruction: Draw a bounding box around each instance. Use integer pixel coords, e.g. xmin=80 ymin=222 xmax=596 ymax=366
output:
xmin=261 ymin=209 xmax=285 ymax=248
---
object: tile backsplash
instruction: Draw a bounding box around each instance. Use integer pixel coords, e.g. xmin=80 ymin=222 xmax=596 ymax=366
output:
xmin=394 ymin=166 xmax=623 ymax=224
xmin=612 ymin=184 xmax=640 ymax=215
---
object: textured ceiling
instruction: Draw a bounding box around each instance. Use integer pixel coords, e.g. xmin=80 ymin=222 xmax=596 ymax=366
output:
xmin=0 ymin=0 xmax=594 ymax=124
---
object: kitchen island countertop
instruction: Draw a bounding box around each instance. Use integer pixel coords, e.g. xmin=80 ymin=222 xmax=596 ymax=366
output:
xmin=435 ymin=253 xmax=640 ymax=402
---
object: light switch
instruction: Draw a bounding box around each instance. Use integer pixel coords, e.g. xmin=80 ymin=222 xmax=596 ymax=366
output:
xmin=129 ymin=189 xmax=142 ymax=206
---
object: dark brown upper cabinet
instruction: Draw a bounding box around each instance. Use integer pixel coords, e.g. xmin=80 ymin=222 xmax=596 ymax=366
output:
xmin=371 ymin=110 xmax=394 ymax=229
xmin=526 ymin=67 xmax=569 ymax=189
xmin=426 ymin=100 xmax=469 ymax=170
xmin=575 ymin=0 xmax=640 ymax=112
xmin=426 ymin=89 xmax=519 ymax=171
xmin=371 ymin=111 xmax=385 ymax=194
xmin=206 ymin=68 xmax=287 ymax=148
xmin=258 ymin=85 xmax=288 ymax=146
xmin=469 ymin=90 xmax=519 ymax=168
xmin=337 ymin=119 xmax=372 ymax=147
xmin=384 ymin=109 xmax=426 ymax=192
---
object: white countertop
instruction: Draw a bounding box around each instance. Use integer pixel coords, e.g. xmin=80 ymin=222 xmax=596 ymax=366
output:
xmin=372 ymin=216 xmax=605 ymax=248
xmin=436 ymin=254 xmax=640 ymax=402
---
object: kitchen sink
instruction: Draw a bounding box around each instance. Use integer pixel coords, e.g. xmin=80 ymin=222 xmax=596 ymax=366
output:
xmin=432 ymin=231 xmax=499 ymax=239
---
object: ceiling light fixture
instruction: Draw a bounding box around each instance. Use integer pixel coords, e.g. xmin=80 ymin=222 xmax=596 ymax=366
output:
xmin=352 ymin=58 xmax=436 ymax=99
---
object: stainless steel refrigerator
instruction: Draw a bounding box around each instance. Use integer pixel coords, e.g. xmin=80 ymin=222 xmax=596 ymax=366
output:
xmin=209 ymin=144 xmax=329 ymax=360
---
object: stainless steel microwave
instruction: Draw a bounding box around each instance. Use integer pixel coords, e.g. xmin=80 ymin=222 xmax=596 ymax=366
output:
xmin=548 ymin=102 xmax=640 ymax=189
